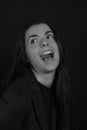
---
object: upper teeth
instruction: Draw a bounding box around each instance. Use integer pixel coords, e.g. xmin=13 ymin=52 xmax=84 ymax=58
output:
xmin=42 ymin=51 xmax=52 ymax=55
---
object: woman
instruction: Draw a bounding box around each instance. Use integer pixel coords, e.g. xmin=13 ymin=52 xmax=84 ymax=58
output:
xmin=0 ymin=19 xmax=75 ymax=130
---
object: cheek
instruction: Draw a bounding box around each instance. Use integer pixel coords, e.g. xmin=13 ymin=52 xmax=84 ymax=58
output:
xmin=53 ymin=42 xmax=59 ymax=51
xmin=26 ymin=50 xmax=34 ymax=62
xmin=26 ymin=46 xmax=39 ymax=63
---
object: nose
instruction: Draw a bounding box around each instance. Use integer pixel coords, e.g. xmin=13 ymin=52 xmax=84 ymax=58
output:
xmin=40 ymin=40 xmax=49 ymax=48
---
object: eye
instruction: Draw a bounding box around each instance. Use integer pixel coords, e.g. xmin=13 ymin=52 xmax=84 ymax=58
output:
xmin=30 ymin=38 xmax=37 ymax=45
xmin=46 ymin=33 xmax=54 ymax=40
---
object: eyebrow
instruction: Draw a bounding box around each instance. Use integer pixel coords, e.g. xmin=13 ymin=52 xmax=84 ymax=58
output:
xmin=27 ymin=30 xmax=53 ymax=41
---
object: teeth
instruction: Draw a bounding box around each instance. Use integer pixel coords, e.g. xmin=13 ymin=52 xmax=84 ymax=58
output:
xmin=42 ymin=51 xmax=52 ymax=55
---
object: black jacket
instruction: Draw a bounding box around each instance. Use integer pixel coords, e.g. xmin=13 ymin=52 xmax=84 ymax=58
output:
xmin=0 ymin=69 xmax=57 ymax=130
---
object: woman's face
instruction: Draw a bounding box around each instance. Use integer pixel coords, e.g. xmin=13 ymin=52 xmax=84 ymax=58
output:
xmin=25 ymin=23 xmax=60 ymax=74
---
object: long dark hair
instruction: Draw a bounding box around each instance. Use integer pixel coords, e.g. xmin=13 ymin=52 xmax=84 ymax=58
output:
xmin=1 ymin=18 xmax=67 ymax=87
xmin=0 ymin=18 xmax=75 ymax=130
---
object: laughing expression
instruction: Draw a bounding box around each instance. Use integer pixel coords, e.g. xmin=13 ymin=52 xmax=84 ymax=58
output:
xmin=25 ymin=23 xmax=60 ymax=74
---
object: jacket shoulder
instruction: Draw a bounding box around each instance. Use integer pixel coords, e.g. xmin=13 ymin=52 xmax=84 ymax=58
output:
xmin=0 ymin=76 xmax=31 ymax=109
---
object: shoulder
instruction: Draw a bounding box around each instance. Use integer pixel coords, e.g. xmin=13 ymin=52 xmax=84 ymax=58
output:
xmin=0 ymin=75 xmax=32 ymax=109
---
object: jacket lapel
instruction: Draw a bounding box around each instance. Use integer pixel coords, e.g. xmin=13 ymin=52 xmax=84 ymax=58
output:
xmin=32 ymin=89 xmax=48 ymax=130
xmin=25 ymin=69 xmax=48 ymax=130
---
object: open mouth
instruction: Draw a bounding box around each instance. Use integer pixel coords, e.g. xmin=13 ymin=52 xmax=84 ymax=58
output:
xmin=40 ymin=50 xmax=54 ymax=61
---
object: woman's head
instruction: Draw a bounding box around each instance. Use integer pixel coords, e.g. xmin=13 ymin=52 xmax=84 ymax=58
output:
xmin=25 ymin=23 xmax=60 ymax=74
xmin=16 ymin=19 xmax=64 ymax=74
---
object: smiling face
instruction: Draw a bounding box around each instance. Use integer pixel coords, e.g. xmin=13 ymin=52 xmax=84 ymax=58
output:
xmin=25 ymin=23 xmax=60 ymax=74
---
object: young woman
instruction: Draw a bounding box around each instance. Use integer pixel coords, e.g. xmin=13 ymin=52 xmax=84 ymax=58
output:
xmin=0 ymin=19 xmax=75 ymax=130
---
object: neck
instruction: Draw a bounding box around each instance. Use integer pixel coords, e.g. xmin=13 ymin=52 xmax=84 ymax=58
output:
xmin=32 ymin=70 xmax=56 ymax=88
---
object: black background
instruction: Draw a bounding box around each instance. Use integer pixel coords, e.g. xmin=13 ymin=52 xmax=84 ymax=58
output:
xmin=0 ymin=0 xmax=87 ymax=129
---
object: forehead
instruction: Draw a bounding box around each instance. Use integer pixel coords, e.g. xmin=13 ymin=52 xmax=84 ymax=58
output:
xmin=25 ymin=23 xmax=52 ymax=40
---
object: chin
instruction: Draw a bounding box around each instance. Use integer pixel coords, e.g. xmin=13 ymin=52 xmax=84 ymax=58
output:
xmin=43 ymin=63 xmax=58 ymax=73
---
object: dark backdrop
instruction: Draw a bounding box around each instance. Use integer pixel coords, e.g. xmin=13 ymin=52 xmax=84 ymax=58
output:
xmin=0 ymin=0 xmax=87 ymax=129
